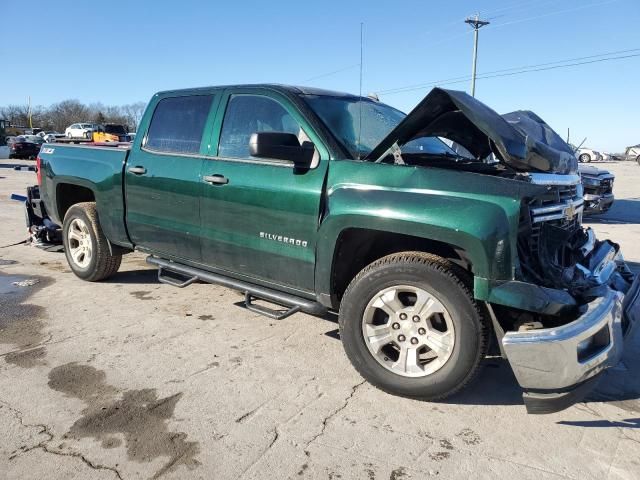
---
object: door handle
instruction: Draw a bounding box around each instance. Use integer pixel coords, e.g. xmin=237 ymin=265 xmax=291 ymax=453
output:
xmin=203 ymin=174 xmax=229 ymax=185
xmin=128 ymin=166 xmax=147 ymax=175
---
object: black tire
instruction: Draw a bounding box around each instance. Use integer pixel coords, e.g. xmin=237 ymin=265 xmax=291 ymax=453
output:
xmin=339 ymin=252 xmax=489 ymax=401
xmin=579 ymin=153 xmax=591 ymax=163
xmin=62 ymin=202 xmax=122 ymax=281
xmin=636 ymin=156 xmax=640 ymax=166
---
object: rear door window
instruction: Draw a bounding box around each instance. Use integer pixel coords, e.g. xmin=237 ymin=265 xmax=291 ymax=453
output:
xmin=145 ymin=95 xmax=213 ymax=154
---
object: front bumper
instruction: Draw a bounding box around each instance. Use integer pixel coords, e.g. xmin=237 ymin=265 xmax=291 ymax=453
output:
xmin=502 ymin=273 xmax=639 ymax=414
xmin=583 ymin=192 xmax=614 ymax=214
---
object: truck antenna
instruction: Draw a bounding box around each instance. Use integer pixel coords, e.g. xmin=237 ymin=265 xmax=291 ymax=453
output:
xmin=357 ymin=22 xmax=364 ymax=160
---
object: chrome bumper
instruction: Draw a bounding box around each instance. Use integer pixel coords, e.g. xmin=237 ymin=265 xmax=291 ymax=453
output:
xmin=584 ymin=192 xmax=614 ymax=211
xmin=502 ymin=288 xmax=624 ymax=391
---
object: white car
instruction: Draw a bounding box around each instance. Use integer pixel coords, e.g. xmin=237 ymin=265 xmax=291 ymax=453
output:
xmin=65 ymin=123 xmax=97 ymax=139
xmin=576 ymin=147 xmax=602 ymax=163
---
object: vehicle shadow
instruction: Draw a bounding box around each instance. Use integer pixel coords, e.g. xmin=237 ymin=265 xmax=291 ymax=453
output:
xmin=442 ymin=326 xmax=640 ymax=410
xmin=557 ymin=417 xmax=640 ymax=428
xmin=585 ymin=199 xmax=640 ymax=225
xmin=103 ymin=268 xmax=159 ymax=284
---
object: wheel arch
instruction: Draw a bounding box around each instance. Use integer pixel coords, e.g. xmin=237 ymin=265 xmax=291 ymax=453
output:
xmin=316 ymin=210 xmax=514 ymax=309
xmin=55 ymin=182 xmax=96 ymax=222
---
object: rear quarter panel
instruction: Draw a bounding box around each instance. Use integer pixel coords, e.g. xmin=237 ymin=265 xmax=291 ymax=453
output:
xmin=39 ymin=144 xmax=130 ymax=246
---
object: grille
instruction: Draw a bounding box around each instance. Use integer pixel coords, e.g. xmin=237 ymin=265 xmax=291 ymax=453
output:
xmin=529 ymin=183 xmax=584 ymax=224
xmin=519 ymin=175 xmax=584 ymax=280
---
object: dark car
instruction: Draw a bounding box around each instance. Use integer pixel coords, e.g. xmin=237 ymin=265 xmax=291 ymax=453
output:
xmin=579 ymin=164 xmax=614 ymax=214
xmin=8 ymin=135 xmax=43 ymax=159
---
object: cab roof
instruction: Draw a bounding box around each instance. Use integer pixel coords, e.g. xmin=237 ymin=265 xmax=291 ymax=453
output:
xmin=155 ymin=83 xmax=362 ymax=100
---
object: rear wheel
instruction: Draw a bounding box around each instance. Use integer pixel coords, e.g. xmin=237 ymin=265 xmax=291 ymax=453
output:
xmin=579 ymin=153 xmax=591 ymax=163
xmin=62 ymin=202 xmax=121 ymax=281
xmin=339 ymin=252 xmax=489 ymax=400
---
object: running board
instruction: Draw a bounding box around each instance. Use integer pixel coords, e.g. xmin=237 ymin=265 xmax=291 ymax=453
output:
xmin=146 ymin=256 xmax=326 ymax=319
xmin=244 ymin=293 xmax=301 ymax=320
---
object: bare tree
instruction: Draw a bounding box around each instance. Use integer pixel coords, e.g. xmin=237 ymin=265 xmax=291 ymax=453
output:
xmin=121 ymin=102 xmax=146 ymax=132
xmin=47 ymin=100 xmax=90 ymax=132
xmin=1 ymin=99 xmax=146 ymax=133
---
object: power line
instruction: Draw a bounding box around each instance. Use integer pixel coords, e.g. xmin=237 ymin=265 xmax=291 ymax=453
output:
xmin=376 ymin=51 xmax=640 ymax=97
xmin=486 ymin=0 xmax=621 ymax=31
xmin=302 ymin=63 xmax=360 ymax=83
xmin=376 ymin=48 xmax=640 ymax=95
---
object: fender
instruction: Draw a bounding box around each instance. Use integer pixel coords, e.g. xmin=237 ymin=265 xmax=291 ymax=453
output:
xmin=314 ymin=161 xmax=525 ymax=304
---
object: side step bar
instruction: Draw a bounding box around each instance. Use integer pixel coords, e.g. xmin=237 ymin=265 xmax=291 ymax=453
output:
xmin=147 ymin=256 xmax=327 ymax=319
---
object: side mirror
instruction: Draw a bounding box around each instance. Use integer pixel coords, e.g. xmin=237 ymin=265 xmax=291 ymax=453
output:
xmin=249 ymin=132 xmax=314 ymax=168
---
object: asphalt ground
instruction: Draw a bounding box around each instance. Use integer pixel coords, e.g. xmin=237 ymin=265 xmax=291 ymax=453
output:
xmin=1 ymin=155 xmax=639 ymax=480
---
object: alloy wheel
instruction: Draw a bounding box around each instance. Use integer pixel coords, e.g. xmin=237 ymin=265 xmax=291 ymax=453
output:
xmin=361 ymin=285 xmax=455 ymax=378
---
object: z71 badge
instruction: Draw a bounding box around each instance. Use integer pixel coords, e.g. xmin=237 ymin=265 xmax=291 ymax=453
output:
xmin=260 ymin=232 xmax=308 ymax=247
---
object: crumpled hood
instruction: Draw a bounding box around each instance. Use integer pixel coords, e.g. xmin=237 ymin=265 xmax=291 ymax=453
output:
xmin=365 ymin=88 xmax=578 ymax=175
xmin=578 ymin=164 xmax=611 ymax=177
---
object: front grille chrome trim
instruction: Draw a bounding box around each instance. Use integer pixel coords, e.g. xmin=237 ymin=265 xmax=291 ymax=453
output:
xmin=529 ymin=173 xmax=581 ymax=186
xmin=530 ymin=198 xmax=584 ymax=223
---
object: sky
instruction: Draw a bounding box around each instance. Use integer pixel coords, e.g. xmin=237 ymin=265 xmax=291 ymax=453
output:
xmin=2 ymin=0 xmax=638 ymax=152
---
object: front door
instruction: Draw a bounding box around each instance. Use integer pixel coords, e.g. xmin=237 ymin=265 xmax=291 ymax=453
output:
xmin=199 ymin=90 xmax=328 ymax=292
xmin=125 ymin=94 xmax=217 ymax=262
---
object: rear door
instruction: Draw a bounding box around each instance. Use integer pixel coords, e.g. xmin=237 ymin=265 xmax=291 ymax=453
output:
xmin=125 ymin=93 xmax=219 ymax=262
xmin=199 ymin=88 xmax=329 ymax=292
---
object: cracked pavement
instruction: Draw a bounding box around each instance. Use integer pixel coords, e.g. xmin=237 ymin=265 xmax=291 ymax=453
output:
xmin=1 ymin=158 xmax=640 ymax=479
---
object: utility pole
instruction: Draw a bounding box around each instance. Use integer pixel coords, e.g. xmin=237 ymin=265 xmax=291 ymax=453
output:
xmin=465 ymin=14 xmax=490 ymax=97
xmin=27 ymin=96 xmax=33 ymax=129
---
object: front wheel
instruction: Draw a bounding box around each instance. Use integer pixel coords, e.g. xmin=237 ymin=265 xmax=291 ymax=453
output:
xmin=579 ymin=153 xmax=591 ymax=163
xmin=62 ymin=202 xmax=122 ymax=281
xmin=636 ymin=156 xmax=640 ymax=166
xmin=339 ymin=252 xmax=489 ymax=400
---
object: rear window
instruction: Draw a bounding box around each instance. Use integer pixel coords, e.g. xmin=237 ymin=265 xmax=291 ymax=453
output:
xmin=145 ymin=95 xmax=213 ymax=154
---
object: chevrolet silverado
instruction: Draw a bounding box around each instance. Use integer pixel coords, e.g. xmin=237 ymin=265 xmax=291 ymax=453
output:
xmin=33 ymin=85 xmax=639 ymax=413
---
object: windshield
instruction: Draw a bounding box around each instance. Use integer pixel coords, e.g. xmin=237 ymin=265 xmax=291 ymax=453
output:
xmin=304 ymin=95 xmax=456 ymax=159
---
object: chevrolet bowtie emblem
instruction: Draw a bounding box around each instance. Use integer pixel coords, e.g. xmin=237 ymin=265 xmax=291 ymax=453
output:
xmin=564 ymin=202 xmax=577 ymax=221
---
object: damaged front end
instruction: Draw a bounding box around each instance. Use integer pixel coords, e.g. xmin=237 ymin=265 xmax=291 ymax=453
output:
xmin=503 ymin=172 xmax=639 ymax=413
xmin=361 ymin=87 xmax=638 ymax=413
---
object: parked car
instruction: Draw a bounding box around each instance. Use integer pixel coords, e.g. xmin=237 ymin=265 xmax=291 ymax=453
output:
xmin=31 ymin=85 xmax=638 ymax=415
xmin=576 ymin=147 xmax=602 ymax=163
xmin=8 ymin=135 xmax=42 ymax=159
xmin=623 ymin=144 xmax=640 ymax=165
xmin=38 ymin=131 xmax=65 ymax=143
xmin=65 ymin=123 xmax=97 ymax=139
xmin=579 ymin=164 xmax=614 ymax=214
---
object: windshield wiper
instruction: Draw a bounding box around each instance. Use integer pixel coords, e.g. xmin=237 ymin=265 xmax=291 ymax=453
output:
xmin=406 ymin=151 xmax=476 ymax=162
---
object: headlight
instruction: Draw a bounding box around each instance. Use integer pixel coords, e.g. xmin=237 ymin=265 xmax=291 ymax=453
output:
xmin=581 ymin=176 xmax=601 ymax=187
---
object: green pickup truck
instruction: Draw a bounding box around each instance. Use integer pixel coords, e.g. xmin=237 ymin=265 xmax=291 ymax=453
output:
xmin=33 ymin=85 xmax=638 ymax=414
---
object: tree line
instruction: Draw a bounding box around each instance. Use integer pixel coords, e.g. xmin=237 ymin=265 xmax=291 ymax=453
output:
xmin=0 ymin=99 xmax=146 ymax=133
